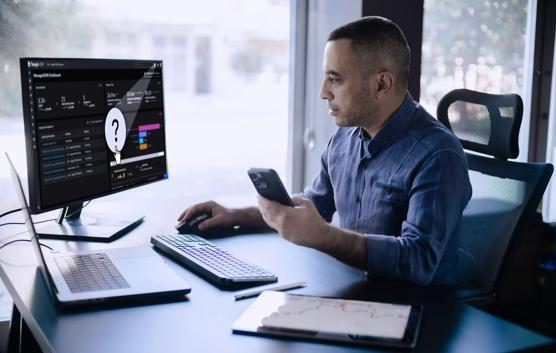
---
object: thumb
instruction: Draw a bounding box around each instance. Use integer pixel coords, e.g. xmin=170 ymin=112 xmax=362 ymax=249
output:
xmin=291 ymin=195 xmax=310 ymax=207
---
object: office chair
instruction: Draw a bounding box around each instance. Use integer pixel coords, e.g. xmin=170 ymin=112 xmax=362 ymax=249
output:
xmin=436 ymin=89 xmax=553 ymax=308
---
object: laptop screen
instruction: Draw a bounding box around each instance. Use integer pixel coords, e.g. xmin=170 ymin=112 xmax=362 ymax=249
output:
xmin=6 ymin=153 xmax=52 ymax=283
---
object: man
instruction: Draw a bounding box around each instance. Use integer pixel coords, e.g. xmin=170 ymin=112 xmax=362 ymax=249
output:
xmin=179 ymin=16 xmax=472 ymax=285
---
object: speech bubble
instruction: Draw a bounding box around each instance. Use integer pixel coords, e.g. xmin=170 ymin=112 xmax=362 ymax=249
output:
xmin=104 ymin=107 xmax=127 ymax=165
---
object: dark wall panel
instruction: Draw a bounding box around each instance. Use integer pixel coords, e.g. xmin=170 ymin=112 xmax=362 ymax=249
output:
xmin=362 ymin=0 xmax=424 ymax=101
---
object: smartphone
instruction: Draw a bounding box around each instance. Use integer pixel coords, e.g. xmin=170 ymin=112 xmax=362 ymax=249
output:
xmin=248 ymin=168 xmax=294 ymax=207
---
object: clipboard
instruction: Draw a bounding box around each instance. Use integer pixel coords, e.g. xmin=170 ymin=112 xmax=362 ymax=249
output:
xmin=232 ymin=291 xmax=423 ymax=349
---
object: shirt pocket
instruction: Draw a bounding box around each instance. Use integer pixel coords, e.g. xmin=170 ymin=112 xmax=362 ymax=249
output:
xmin=372 ymin=179 xmax=407 ymax=205
xmin=363 ymin=178 xmax=408 ymax=236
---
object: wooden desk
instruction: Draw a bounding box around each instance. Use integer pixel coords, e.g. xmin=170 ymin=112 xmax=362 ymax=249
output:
xmin=0 ymin=186 xmax=554 ymax=353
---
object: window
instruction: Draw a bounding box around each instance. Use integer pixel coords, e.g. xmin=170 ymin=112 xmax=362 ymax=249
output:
xmin=421 ymin=0 xmax=530 ymax=113
xmin=0 ymin=0 xmax=290 ymax=319
xmin=195 ymin=36 xmax=212 ymax=94
xmin=420 ymin=0 xmax=533 ymax=162
xmin=0 ymin=0 xmax=290 ymax=204
xmin=542 ymin=39 xmax=556 ymax=221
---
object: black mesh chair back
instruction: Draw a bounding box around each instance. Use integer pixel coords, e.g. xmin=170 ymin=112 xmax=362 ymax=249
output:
xmin=437 ymin=89 xmax=553 ymax=297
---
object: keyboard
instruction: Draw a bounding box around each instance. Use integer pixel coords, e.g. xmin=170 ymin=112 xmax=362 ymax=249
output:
xmin=54 ymin=253 xmax=130 ymax=293
xmin=151 ymin=234 xmax=277 ymax=288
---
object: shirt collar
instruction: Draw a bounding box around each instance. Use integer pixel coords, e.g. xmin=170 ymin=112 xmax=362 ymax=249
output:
xmin=358 ymin=129 xmax=372 ymax=159
xmin=361 ymin=93 xmax=416 ymax=156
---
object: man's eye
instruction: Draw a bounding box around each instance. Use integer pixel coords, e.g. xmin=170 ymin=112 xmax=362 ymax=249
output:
xmin=328 ymin=77 xmax=340 ymax=83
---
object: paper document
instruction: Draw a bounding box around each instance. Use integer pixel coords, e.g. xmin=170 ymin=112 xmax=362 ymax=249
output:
xmin=261 ymin=295 xmax=411 ymax=339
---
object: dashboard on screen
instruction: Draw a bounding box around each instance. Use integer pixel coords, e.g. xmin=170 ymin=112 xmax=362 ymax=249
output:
xmin=20 ymin=58 xmax=168 ymax=213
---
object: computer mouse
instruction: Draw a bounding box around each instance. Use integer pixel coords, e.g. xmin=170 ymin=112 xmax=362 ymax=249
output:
xmin=175 ymin=213 xmax=210 ymax=234
xmin=175 ymin=213 xmax=233 ymax=237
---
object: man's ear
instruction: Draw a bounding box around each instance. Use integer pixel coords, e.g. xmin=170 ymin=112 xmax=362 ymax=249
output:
xmin=375 ymin=71 xmax=394 ymax=99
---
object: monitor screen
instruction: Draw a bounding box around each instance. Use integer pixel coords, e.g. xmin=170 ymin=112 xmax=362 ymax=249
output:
xmin=20 ymin=58 xmax=168 ymax=213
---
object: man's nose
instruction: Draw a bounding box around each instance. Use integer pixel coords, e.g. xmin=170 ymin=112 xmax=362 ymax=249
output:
xmin=320 ymin=80 xmax=332 ymax=100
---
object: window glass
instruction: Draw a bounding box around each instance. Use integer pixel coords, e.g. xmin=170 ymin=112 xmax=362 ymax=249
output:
xmin=421 ymin=0 xmax=529 ymax=114
xmin=0 ymin=0 xmax=290 ymax=319
xmin=0 ymin=0 xmax=290 ymax=205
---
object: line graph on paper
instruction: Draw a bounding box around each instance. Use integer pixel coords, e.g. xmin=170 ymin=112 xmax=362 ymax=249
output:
xmin=261 ymin=295 xmax=411 ymax=339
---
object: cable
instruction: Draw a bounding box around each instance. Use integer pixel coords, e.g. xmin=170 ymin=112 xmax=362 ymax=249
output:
xmin=0 ymin=218 xmax=57 ymax=227
xmin=0 ymin=222 xmax=25 ymax=227
xmin=0 ymin=208 xmax=21 ymax=219
xmin=41 ymin=242 xmax=55 ymax=250
xmin=0 ymin=239 xmax=31 ymax=250
xmin=0 ymin=239 xmax=54 ymax=251
xmin=0 ymin=201 xmax=90 ymax=228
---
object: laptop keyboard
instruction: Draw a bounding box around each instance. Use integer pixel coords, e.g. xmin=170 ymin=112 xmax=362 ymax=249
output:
xmin=151 ymin=234 xmax=277 ymax=287
xmin=54 ymin=253 xmax=130 ymax=293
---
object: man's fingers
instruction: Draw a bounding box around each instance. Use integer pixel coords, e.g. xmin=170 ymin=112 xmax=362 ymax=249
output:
xmin=178 ymin=209 xmax=189 ymax=221
xmin=257 ymin=207 xmax=278 ymax=231
xmin=258 ymin=195 xmax=290 ymax=232
xmin=291 ymin=195 xmax=310 ymax=207
xmin=197 ymin=214 xmax=224 ymax=230
xmin=178 ymin=201 xmax=215 ymax=221
xmin=257 ymin=195 xmax=285 ymax=214
xmin=257 ymin=195 xmax=274 ymax=211
xmin=180 ymin=206 xmax=198 ymax=222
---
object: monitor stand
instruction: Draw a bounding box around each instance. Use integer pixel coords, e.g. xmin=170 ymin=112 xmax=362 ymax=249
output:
xmin=36 ymin=202 xmax=144 ymax=242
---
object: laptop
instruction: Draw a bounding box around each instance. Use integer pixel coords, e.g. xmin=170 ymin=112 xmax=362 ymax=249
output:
xmin=6 ymin=153 xmax=191 ymax=307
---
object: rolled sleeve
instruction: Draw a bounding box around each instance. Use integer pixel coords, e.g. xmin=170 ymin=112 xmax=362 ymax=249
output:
xmin=365 ymin=233 xmax=400 ymax=279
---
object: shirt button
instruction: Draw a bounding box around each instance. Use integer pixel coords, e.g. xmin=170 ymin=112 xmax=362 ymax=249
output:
xmin=385 ymin=186 xmax=392 ymax=194
xmin=355 ymin=196 xmax=361 ymax=203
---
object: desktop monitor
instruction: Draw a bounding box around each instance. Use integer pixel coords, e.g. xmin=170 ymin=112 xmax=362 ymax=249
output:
xmin=20 ymin=58 xmax=168 ymax=241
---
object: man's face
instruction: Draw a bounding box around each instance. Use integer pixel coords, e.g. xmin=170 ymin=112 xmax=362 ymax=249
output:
xmin=320 ymin=39 xmax=377 ymax=127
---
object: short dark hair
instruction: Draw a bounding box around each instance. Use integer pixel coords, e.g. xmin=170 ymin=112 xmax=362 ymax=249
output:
xmin=328 ymin=16 xmax=410 ymax=89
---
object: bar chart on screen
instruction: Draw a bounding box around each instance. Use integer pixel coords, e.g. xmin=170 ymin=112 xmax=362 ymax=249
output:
xmin=132 ymin=123 xmax=160 ymax=152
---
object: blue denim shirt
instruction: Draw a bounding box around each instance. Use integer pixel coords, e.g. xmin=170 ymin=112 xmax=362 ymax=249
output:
xmin=302 ymin=94 xmax=472 ymax=285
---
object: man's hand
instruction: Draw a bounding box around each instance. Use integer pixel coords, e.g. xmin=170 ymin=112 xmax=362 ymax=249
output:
xmin=178 ymin=201 xmax=268 ymax=231
xmin=258 ymin=195 xmax=367 ymax=270
xmin=178 ymin=201 xmax=237 ymax=231
xmin=257 ymin=195 xmax=328 ymax=249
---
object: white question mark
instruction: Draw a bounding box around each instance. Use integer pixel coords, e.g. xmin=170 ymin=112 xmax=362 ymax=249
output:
xmin=112 ymin=119 xmax=119 ymax=145
xmin=105 ymin=108 xmax=126 ymax=164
